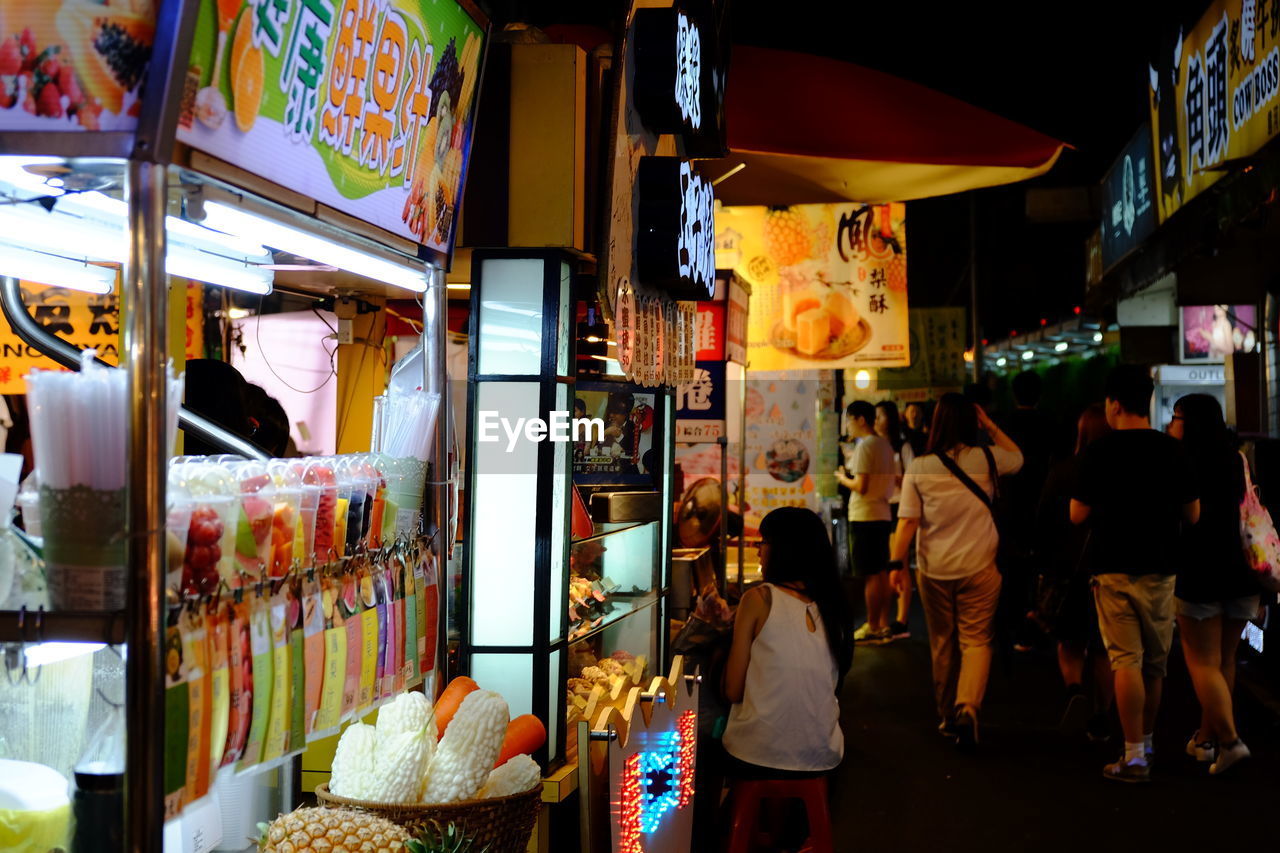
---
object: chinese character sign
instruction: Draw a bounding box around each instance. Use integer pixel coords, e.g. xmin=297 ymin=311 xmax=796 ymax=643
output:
xmin=1150 ymin=0 xmax=1280 ymax=221
xmin=716 ymin=203 xmax=909 ymax=371
xmin=0 ymin=281 xmax=120 ymax=393
xmin=675 ymin=361 xmax=725 ymax=443
xmin=178 ymin=0 xmax=484 ymax=257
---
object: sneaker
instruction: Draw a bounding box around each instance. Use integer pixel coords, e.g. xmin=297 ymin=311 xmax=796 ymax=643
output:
xmin=954 ymin=707 xmax=979 ymax=749
xmin=1102 ymin=756 xmax=1150 ymax=784
xmin=855 ymin=626 xmax=891 ymax=645
xmin=1059 ymin=690 xmax=1090 ymax=734
xmin=888 ymin=620 xmax=911 ymax=640
xmin=853 ymin=622 xmax=875 ymax=641
xmin=1209 ymin=740 xmax=1250 ymax=775
xmin=1185 ymin=732 xmax=1216 ymax=763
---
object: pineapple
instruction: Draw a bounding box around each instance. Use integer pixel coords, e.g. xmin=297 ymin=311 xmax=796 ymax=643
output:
xmin=762 ymin=207 xmax=811 ymax=267
xmin=406 ymin=820 xmax=489 ymax=853
xmin=257 ymin=807 xmax=411 ymax=853
xmin=885 ymin=249 xmax=907 ymax=292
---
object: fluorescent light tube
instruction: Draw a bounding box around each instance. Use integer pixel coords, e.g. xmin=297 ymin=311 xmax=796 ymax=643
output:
xmin=0 ymin=241 xmax=115 ymax=294
xmin=202 ymin=202 xmax=429 ymax=292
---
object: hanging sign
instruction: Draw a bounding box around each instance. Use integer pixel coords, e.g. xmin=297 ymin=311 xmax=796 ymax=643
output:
xmin=632 ymin=2 xmax=726 ymax=157
xmin=726 ymin=276 xmax=747 ymax=364
xmin=674 ymin=360 xmax=725 ymax=442
xmin=718 ymin=202 xmax=910 ymax=371
xmin=1149 ymin=0 xmax=1280 ymax=222
xmin=0 ymin=281 xmax=119 ymax=393
xmin=0 ymin=0 xmax=155 ymax=132
xmin=177 ymin=0 xmax=486 ymax=258
xmin=637 ymin=157 xmax=716 ymax=300
xmin=1100 ymin=123 xmax=1156 ymax=269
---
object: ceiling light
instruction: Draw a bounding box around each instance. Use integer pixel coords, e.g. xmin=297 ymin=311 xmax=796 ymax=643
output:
xmin=227 ymin=307 xmax=252 ymax=320
xmin=996 ymin=357 xmax=1007 ymax=367
xmin=202 ymin=202 xmax=428 ymax=293
xmin=1093 ymin=332 xmax=1104 ymax=343
xmin=446 ymin=283 xmax=471 ymax=290
xmin=1055 ymin=341 xmax=1069 ymax=352
xmin=1021 ymin=350 xmax=1035 ymax=361
xmin=854 ymin=369 xmax=872 ymax=389
xmin=0 ymin=242 xmax=115 ymax=294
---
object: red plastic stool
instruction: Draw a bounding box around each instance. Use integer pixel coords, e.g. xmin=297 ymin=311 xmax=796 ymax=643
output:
xmin=726 ymin=777 xmax=833 ymax=853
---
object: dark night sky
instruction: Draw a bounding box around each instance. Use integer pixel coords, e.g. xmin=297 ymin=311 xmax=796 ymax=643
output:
xmin=501 ymin=0 xmax=1217 ymax=336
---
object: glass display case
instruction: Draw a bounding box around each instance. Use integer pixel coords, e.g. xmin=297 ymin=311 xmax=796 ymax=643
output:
xmin=462 ymin=249 xmax=676 ymax=770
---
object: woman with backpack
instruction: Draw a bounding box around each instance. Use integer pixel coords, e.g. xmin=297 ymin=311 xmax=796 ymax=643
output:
xmin=889 ymin=393 xmax=1022 ymax=747
xmin=1169 ymin=393 xmax=1259 ymax=775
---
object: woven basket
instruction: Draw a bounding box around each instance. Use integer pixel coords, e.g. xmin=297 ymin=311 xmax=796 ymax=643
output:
xmin=315 ymin=783 xmax=541 ymax=853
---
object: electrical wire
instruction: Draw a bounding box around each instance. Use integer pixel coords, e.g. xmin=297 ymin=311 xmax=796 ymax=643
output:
xmin=245 ymin=295 xmax=338 ymax=395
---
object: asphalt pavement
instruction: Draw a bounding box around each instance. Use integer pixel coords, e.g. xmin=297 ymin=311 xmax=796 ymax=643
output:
xmin=828 ymin=606 xmax=1277 ymax=853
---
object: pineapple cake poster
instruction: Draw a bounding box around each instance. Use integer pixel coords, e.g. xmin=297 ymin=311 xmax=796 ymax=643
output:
xmin=716 ymin=203 xmax=910 ymax=371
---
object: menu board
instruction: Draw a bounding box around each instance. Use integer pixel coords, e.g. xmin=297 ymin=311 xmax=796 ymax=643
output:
xmin=177 ymin=0 xmax=485 ymax=258
xmin=0 ymin=0 xmax=155 ymax=132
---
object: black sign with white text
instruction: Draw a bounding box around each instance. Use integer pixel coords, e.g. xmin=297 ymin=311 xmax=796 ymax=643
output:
xmin=638 ymin=157 xmax=716 ymax=300
xmin=1100 ymin=122 xmax=1157 ymax=270
xmin=633 ymin=3 xmax=727 ymax=157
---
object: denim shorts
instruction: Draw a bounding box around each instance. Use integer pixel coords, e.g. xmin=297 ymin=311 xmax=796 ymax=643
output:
xmin=1176 ymin=595 xmax=1261 ymax=622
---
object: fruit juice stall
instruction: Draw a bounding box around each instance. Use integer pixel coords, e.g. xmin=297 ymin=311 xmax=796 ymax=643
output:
xmin=0 ymin=0 xmax=557 ymax=851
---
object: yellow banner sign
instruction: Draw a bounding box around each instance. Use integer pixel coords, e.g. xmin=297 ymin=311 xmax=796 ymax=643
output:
xmin=1150 ymin=0 xmax=1280 ymax=221
xmin=716 ymin=203 xmax=909 ymax=371
xmin=0 ymin=282 xmax=120 ymax=393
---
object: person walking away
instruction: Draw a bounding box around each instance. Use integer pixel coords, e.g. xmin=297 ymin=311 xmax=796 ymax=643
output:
xmin=722 ymin=508 xmax=853 ymax=841
xmin=1168 ymin=393 xmax=1258 ymax=774
xmin=890 ymin=393 xmax=1023 ymax=747
xmin=1035 ymin=404 xmax=1114 ymax=740
xmin=876 ymin=401 xmax=915 ymax=640
xmin=1070 ymin=365 xmax=1199 ymax=783
xmin=999 ymin=371 xmax=1056 ymax=653
xmin=835 ymin=401 xmax=897 ymax=644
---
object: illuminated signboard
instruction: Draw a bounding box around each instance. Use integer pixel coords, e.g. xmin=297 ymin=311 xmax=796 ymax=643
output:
xmin=637 ymin=157 xmax=715 ymax=300
xmin=632 ymin=3 xmax=726 ymax=157
xmin=604 ymin=662 xmax=699 ymax=853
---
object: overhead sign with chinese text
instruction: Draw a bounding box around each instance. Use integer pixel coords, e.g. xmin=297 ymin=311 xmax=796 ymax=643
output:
xmin=177 ymin=0 xmax=485 ymax=259
xmin=1149 ymin=0 xmax=1280 ymax=222
xmin=693 ymin=302 xmax=724 ymax=361
xmin=637 ymin=157 xmax=715 ymax=299
xmin=1100 ymin=123 xmax=1156 ymax=269
xmin=674 ymin=360 xmax=725 ymax=442
xmin=716 ymin=203 xmax=909 ymax=371
xmin=632 ymin=2 xmax=726 ymax=157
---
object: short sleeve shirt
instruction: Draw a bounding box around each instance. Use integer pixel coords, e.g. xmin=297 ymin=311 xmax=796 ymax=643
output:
xmin=899 ymin=445 xmax=1023 ymax=580
xmin=847 ymin=434 xmax=896 ymax=522
xmin=1073 ymin=429 xmax=1197 ymax=575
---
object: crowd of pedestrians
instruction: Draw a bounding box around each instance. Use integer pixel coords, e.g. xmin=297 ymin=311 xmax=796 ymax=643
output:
xmin=721 ymin=364 xmax=1265 ymax=813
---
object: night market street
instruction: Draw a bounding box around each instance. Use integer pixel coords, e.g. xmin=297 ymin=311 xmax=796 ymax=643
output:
xmin=831 ymin=606 xmax=1275 ymax=852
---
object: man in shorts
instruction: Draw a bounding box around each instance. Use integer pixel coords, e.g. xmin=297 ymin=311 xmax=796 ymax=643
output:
xmin=1071 ymin=365 xmax=1199 ymax=782
xmin=836 ymin=401 xmax=897 ymax=644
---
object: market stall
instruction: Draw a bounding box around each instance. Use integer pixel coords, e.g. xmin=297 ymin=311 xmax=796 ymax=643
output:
xmin=0 ymin=0 xmax=504 ymax=850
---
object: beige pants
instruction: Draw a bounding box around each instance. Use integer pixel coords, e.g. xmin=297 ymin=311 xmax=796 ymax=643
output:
xmin=917 ymin=564 xmax=1002 ymax=720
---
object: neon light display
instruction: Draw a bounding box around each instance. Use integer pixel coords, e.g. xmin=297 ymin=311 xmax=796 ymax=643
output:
xmin=677 ymin=710 xmax=696 ymax=808
xmin=620 ymin=753 xmax=644 ymax=853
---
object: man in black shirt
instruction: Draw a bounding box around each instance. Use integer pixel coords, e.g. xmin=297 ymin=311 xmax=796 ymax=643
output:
xmin=1071 ymin=365 xmax=1199 ymax=783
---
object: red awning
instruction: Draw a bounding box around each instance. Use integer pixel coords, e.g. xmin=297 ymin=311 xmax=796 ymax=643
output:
xmin=709 ymin=46 xmax=1068 ymax=205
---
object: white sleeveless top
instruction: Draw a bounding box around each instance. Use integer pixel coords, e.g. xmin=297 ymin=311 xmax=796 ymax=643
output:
xmin=722 ymin=584 xmax=843 ymax=771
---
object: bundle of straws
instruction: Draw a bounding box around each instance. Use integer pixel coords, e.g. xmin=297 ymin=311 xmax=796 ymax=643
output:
xmin=372 ymin=390 xmax=439 ymax=461
xmin=27 ymin=349 xmax=184 ymax=491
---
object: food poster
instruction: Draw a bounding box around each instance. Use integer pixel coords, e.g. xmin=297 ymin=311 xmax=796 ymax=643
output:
xmin=742 ymin=372 xmax=834 ymax=534
xmin=177 ymin=0 xmax=485 ymax=255
xmin=0 ymin=0 xmax=154 ymax=131
xmin=573 ymin=388 xmax=658 ymax=481
xmin=716 ymin=203 xmax=910 ymax=370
